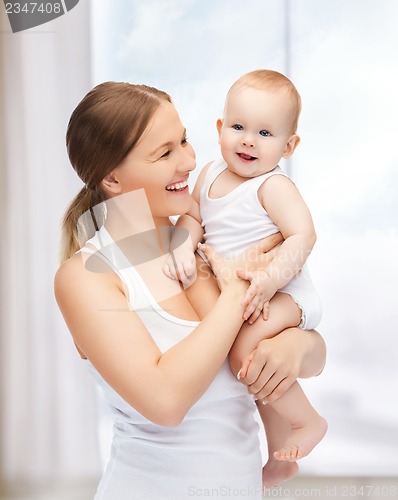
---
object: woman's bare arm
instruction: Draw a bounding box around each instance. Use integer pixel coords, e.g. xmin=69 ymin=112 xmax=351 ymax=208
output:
xmin=54 ymin=245 xmax=247 ymax=427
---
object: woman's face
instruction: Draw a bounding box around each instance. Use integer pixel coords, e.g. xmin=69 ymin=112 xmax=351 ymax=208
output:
xmin=111 ymin=100 xmax=196 ymax=221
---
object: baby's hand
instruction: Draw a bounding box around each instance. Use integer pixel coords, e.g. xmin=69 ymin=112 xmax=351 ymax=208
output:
xmin=163 ymin=245 xmax=197 ymax=287
xmin=236 ymin=269 xmax=277 ymax=324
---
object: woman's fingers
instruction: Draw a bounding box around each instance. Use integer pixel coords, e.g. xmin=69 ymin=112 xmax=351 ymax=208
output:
xmin=245 ymin=360 xmax=275 ymax=393
xmin=260 ymin=377 xmax=295 ymax=404
xmin=256 ymin=232 xmax=284 ymax=253
xmin=244 ymin=352 xmax=295 ymax=403
xmin=236 ymin=268 xmax=252 ymax=282
xmin=243 ymin=341 xmax=273 ymax=385
xmin=239 ymin=344 xmax=295 ymax=403
xmin=253 ymin=375 xmax=295 ymax=404
xmin=237 ymin=353 xmax=253 ymax=380
xmin=244 ymin=231 xmax=283 ymax=260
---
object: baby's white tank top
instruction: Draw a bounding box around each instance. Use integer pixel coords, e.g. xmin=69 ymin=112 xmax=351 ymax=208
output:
xmin=200 ymin=158 xmax=286 ymax=258
xmin=79 ymin=226 xmax=262 ymax=500
xmin=199 ymin=159 xmax=322 ymax=330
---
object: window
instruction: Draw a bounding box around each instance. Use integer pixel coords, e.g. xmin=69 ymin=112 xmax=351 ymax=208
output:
xmin=91 ymin=0 xmax=398 ymax=475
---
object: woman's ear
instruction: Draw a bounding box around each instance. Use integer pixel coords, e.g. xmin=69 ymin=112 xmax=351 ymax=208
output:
xmin=283 ymin=133 xmax=301 ymax=159
xmin=101 ymin=172 xmax=122 ymax=195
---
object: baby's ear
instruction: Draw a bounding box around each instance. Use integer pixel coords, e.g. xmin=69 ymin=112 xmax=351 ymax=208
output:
xmin=283 ymin=133 xmax=301 ymax=159
xmin=216 ymin=118 xmax=223 ymax=141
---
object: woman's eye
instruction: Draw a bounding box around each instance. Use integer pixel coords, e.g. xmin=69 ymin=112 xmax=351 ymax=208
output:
xmin=159 ymin=150 xmax=171 ymax=159
xmin=232 ymin=124 xmax=243 ymax=131
xmin=259 ymin=130 xmax=271 ymax=137
xmin=159 ymin=137 xmax=188 ymax=159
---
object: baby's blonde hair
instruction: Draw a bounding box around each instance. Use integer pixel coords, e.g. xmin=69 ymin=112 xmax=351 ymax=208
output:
xmin=228 ymin=69 xmax=302 ymax=133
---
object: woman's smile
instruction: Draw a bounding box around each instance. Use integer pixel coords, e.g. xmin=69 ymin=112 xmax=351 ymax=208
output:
xmin=165 ymin=178 xmax=190 ymax=192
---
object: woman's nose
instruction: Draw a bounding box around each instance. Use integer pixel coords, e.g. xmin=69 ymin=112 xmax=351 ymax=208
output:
xmin=178 ymin=144 xmax=196 ymax=172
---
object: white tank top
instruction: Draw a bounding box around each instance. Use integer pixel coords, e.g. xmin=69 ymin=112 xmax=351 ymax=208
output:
xmin=79 ymin=226 xmax=262 ymax=500
xmin=199 ymin=158 xmax=322 ymax=331
xmin=200 ymin=158 xmax=286 ymax=258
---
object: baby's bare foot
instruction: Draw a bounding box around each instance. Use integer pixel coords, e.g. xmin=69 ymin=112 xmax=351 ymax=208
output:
xmin=274 ymin=415 xmax=328 ymax=462
xmin=262 ymin=459 xmax=298 ymax=489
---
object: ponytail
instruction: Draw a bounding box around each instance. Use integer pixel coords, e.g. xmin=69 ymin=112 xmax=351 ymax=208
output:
xmin=59 ymin=187 xmax=105 ymax=263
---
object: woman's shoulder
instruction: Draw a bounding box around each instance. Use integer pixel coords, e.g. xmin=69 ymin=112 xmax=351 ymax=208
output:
xmin=54 ymin=252 xmax=85 ymax=286
xmin=54 ymin=251 xmax=123 ymax=305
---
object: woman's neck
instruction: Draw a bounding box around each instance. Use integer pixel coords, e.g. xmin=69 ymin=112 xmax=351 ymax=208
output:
xmin=102 ymin=193 xmax=174 ymax=264
xmin=103 ymin=190 xmax=171 ymax=241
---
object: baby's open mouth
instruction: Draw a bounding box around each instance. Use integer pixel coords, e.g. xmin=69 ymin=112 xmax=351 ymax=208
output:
xmin=237 ymin=153 xmax=257 ymax=161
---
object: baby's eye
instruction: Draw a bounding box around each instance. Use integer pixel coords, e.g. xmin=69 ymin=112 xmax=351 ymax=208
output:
xmin=181 ymin=137 xmax=188 ymax=145
xmin=259 ymin=130 xmax=271 ymax=137
xmin=232 ymin=124 xmax=243 ymax=131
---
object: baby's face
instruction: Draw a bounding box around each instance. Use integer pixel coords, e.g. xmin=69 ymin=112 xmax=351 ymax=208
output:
xmin=218 ymin=85 xmax=297 ymax=178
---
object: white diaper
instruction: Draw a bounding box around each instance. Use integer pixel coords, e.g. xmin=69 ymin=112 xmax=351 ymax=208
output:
xmin=279 ymin=264 xmax=322 ymax=330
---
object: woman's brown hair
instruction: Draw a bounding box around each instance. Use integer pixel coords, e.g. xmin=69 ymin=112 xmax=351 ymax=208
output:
xmin=59 ymin=82 xmax=171 ymax=263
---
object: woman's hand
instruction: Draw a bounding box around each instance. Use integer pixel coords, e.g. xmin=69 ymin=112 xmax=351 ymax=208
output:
xmin=241 ymin=232 xmax=284 ymax=272
xmin=238 ymin=335 xmax=300 ymax=404
xmin=198 ymin=243 xmax=248 ymax=296
xmin=199 ymin=233 xmax=283 ymax=323
xmin=238 ymin=327 xmax=326 ymax=403
xmin=233 ymin=232 xmax=283 ymax=322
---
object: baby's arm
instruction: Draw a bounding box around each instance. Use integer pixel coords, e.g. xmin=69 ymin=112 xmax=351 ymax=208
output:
xmin=239 ymin=175 xmax=316 ymax=322
xmin=163 ymin=202 xmax=203 ymax=285
xmin=163 ymin=163 xmax=211 ymax=285
xmin=259 ymin=174 xmax=316 ymax=287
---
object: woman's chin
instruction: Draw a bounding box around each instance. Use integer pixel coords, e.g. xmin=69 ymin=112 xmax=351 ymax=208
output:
xmin=165 ymin=189 xmax=194 ymax=215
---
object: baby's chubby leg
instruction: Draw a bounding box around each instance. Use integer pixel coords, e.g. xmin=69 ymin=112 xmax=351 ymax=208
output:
xmin=229 ymin=292 xmax=301 ymax=377
xmin=229 ymin=293 xmax=301 ymax=488
xmin=229 ymin=293 xmax=326 ymax=486
xmin=270 ymin=382 xmax=327 ymax=462
xmin=258 ymin=404 xmax=298 ymax=489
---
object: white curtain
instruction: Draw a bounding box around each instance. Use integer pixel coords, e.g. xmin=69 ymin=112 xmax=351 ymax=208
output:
xmin=0 ymin=3 xmax=101 ymax=486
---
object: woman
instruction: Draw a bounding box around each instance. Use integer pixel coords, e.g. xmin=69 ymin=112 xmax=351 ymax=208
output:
xmin=54 ymin=82 xmax=326 ymax=499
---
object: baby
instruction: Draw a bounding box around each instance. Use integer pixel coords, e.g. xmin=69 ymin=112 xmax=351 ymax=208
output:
xmin=163 ymin=69 xmax=327 ymax=487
